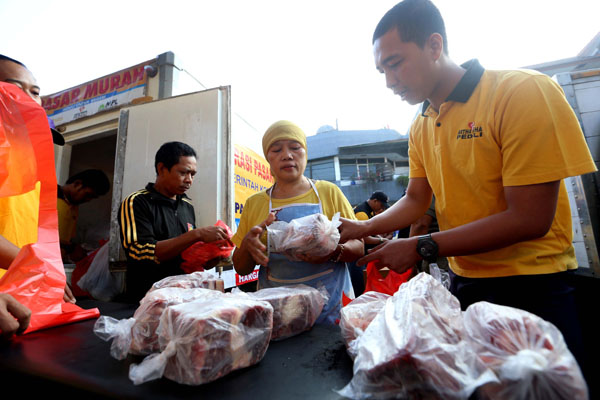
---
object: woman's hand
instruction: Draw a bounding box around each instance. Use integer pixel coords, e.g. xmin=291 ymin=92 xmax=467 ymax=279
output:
xmin=339 ymin=218 xmax=370 ymax=243
xmin=239 ymin=212 xmax=275 ymax=266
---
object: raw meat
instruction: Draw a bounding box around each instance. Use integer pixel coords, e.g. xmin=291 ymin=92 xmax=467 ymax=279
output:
xmin=339 ymin=291 xmax=390 ymax=359
xmin=338 ymin=273 xmax=496 ymax=399
xmin=148 ymin=271 xmax=225 ymax=293
xmin=267 ymin=212 xmax=341 ymax=261
xmin=129 ymin=296 xmax=274 ymax=385
xmin=464 ymin=301 xmax=588 ymax=400
xmin=242 ymin=284 xmax=325 ymax=340
xmin=129 ymin=287 xmax=223 ymax=355
xmin=93 ymin=287 xmax=222 ymax=359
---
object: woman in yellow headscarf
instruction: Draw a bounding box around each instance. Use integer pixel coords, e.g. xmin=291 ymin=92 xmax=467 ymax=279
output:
xmin=232 ymin=121 xmax=364 ymax=324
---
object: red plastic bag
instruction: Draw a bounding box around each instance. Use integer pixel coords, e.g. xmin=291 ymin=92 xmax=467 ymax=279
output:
xmin=180 ymin=220 xmax=234 ymax=273
xmin=364 ymin=260 xmax=413 ymax=296
xmin=0 ymin=83 xmax=99 ymax=334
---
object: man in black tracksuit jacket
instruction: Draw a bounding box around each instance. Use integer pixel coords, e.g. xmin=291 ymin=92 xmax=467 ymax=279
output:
xmin=118 ymin=142 xmax=229 ymax=301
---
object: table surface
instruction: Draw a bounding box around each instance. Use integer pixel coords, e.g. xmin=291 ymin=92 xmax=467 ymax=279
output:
xmin=0 ymin=300 xmax=354 ymax=400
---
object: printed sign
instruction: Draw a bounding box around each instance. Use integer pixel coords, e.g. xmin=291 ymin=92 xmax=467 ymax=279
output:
xmin=220 ymin=144 xmax=273 ymax=289
xmin=41 ymin=60 xmax=154 ymax=125
xmin=233 ymin=144 xmax=274 ymax=230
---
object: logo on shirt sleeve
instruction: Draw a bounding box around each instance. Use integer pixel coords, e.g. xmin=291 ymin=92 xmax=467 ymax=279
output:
xmin=456 ymin=122 xmax=483 ymax=140
xmin=187 ymin=223 xmax=195 ymax=231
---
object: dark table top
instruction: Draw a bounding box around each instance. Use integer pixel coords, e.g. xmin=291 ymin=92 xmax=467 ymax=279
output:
xmin=0 ymin=300 xmax=353 ymax=399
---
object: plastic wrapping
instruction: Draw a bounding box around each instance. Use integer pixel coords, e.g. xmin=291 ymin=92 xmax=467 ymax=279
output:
xmin=129 ymin=296 xmax=274 ymax=385
xmin=428 ymin=263 xmax=450 ymax=289
xmin=338 ymin=273 xmax=497 ymax=399
xmin=267 ymin=212 xmax=341 ymax=261
xmin=339 ymin=291 xmax=390 ymax=359
xmin=180 ymin=220 xmax=234 ymax=273
xmin=0 ymin=83 xmax=99 ymax=334
xmin=237 ymin=284 xmax=326 ymax=340
xmin=148 ymin=271 xmax=225 ymax=293
xmin=364 ymin=260 xmax=412 ymax=296
xmin=464 ymin=301 xmax=588 ymax=400
xmin=94 ymin=287 xmax=223 ymax=359
xmin=76 ymin=242 xmax=123 ymax=301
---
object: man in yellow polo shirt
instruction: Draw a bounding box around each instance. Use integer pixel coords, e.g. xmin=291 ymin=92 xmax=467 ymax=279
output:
xmin=339 ymin=0 xmax=596 ymax=369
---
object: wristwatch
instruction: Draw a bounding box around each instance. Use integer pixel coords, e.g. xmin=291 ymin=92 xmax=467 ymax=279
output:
xmin=416 ymin=234 xmax=438 ymax=263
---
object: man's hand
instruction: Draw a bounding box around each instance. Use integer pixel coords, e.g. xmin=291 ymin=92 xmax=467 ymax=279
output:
xmin=197 ymin=226 xmax=230 ymax=243
xmin=339 ymin=218 xmax=370 ymax=243
xmin=238 ymin=213 xmax=275 ymax=267
xmin=63 ymin=283 xmax=76 ymax=304
xmin=0 ymin=293 xmax=31 ymax=339
xmin=357 ymin=237 xmax=421 ymax=275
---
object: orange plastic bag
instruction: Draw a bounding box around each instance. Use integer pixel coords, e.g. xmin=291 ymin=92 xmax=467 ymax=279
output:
xmin=0 ymin=83 xmax=99 ymax=334
xmin=364 ymin=260 xmax=413 ymax=296
xmin=180 ymin=220 xmax=234 ymax=273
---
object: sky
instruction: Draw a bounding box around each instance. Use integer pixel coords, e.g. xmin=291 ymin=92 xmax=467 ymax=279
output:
xmin=1 ymin=0 xmax=598 ymax=138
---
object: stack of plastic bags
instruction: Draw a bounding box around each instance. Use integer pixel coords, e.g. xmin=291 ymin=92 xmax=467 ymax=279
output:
xmin=94 ymin=276 xmax=326 ymax=386
xmin=338 ymin=273 xmax=588 ymax=400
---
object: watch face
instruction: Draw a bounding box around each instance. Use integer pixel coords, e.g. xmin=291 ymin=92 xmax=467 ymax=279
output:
xmin=417 ymin=237 xmax=438 ymax=262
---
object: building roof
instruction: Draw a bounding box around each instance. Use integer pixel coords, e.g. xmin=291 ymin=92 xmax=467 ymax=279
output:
xmin=338 ymin=138 xmax=409 ymax=162
xmin=524 ymin=32 xmax=600 ymax=76
xmin=307 ymin=127 xmax=404 ymax=160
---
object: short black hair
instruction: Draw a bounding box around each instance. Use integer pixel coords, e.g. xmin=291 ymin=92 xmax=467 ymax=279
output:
xmin=0 ymin=54 xmax=26 ymax=68
xmin=370 ymin=191 xmax=389 ymax=203
xmin=154 ymin=141 xmax=197 ymax=174
xmin=373 ymin=0 xmax=449 ymax=55
xmin=66 ymin=169 xmax=111 ymax=196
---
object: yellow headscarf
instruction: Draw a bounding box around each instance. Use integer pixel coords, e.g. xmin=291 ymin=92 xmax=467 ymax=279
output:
xmin=262 ymin=120 xmax=307 ymax=158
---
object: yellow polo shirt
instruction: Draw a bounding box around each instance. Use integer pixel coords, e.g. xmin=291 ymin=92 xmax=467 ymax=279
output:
xmin=409 ymin=60 xmax=597 ymax=278
xmin=232 ymin=180 xmax=356 ymax=247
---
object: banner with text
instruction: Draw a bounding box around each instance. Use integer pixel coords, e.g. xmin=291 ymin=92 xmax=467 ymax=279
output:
xmin=227 ymin=144 xmax=273 ymax=288
xmin=233 ymin=144 xmax=274 ymax=230
xmin=41 ymin=59 xmax=154 ymax=125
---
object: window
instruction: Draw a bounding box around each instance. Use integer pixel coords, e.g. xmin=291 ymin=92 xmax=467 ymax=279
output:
xmin=306 ymin=160 xmax=335 ymax=181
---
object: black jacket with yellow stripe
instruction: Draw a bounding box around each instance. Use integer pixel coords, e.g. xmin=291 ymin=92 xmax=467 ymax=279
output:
xmin=118 ymin=182 xmax=196 ymax=301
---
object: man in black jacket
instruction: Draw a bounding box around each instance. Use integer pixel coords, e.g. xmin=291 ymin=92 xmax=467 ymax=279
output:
xmin=118 ymin=141 xmax=228 ymax=300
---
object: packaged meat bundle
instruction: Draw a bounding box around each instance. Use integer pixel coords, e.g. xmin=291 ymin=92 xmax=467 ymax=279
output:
xmin=129 ymin=296 xmax=274 ymax=385
xmin=94 ymin=287 xmax=222 ymax=359
xmin=338 ymin=273 xmax=497 ymax=399
xmin=339 ymin=291 xmax=390 ymax=359
xmin=267 ymin=212 xmax=341 ymax=261
xmin=464 ymin=302 xmax=588 ymax=400
xmin=148 ymin=271 xmax=225 ymax=293
xmin=238 ymin=284 xmax=326 ymax=340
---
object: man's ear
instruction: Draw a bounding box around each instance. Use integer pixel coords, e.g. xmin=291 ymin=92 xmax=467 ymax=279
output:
xmin=428 ymin=33 xmax=444 ymax=61
xmin=156 ymin=162 xmax=166 ymax=175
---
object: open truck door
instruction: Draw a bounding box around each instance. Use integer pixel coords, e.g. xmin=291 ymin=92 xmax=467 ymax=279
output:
xmin=108 ymin=87 xmax=233 ymax=271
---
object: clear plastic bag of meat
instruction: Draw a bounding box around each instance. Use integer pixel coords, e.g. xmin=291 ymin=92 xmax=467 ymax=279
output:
xmin=93 ymin=287 xmax=223 ymax=359
xmin=129 ymin=296 xmax=274 ymax=385
xmin=234 ymin=284 xmax=326 ymax=340
xmin=148 ymin=271 xmax=225 ymax=293
xmin=464 ymin=301 xmax=588 ymax=400
xmin=429 ymin=263 xmax=450 ymax=289
xmin=338 ymin=273 xmax=497 ymax=399
xmin=267 ymin=212 xmax=341 ymax=261
xmin=339 ymin=291 xmax=390 ymax=359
